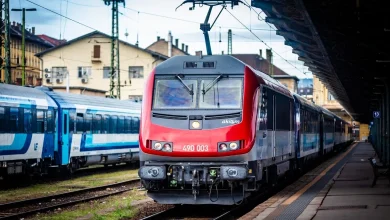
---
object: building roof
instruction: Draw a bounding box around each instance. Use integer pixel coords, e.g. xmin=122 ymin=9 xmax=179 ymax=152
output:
xmin=35 ymin=31 xmax=169 ymax=60
xmin=146 ymin=39 xmax=190 ymax=55
xmin=7 ymin=23 xmax=53 ymax=48
xmin=36 ymin=35 xmax=67 ymax=47
xmin=232 ymin=54 xmax=292 ymax=76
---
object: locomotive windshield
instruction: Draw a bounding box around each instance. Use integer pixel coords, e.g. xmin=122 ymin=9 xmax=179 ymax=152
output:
xmin=199 ymin=78 xmax=242 ymax=109
xmin=153 ymin=79 xmax=198 ymax=109
xmin=153 ymin=77 xmax=242 ymax=109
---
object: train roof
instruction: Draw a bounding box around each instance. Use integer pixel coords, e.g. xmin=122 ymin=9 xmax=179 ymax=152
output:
xmin=155 ymin=55 xmax=292 ymax=97
xmin=317 ymin=105 xmax=336 ymax=118
xmin=155 ymin=55 xmax=246 ymax=75
xmin=292 ymin=93 xmax=320 ymax=112
xmin=41 ymin=89 xmax=141 ymax=113
xmin=0 ymin=84 xmax=57 ymax=108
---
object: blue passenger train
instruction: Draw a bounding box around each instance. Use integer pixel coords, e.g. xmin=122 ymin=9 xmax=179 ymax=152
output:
xmin=0 ymin=84 xmax=141 ymax=177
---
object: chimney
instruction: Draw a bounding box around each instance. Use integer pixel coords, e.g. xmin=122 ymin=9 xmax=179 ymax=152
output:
xmin=195 ymin=51 xmax=202 ymax=58
xmin=222 ymin=51 xmax=224 ymax=55
xmin=17 ymin=23 xmax=21 ymax=29
xmin=32 ymin=27 xmax=35 ymax=35
xmin=12 ymin=21 xmax=15 ymax=26
xmin=181 ymin=43 xmax=185 ymax=51
xmin=157 ymin=36 xmax=160 ymax=41
xmin=167 ymin=31 xmax=172 ymax=57
xmin=175 ymin=38 xmax=179 ymax=47
xmin=185 ymin=45 xmax=188 ymax=53
xmin=259 ymin=49 xmax=262 ymax=58
xmin=266 ymin=49 xmax=272 ymax=61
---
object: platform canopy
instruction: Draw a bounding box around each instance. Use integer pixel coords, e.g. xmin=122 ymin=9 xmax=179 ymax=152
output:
xmin=252 ymin=0 xmax=390 ymax=123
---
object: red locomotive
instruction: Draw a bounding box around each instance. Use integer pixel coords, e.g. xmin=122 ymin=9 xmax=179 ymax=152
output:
xmin=138 ymin=55 xmax=352 ymax=205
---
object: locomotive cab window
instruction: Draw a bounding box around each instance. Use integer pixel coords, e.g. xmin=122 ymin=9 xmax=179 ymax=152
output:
xmin=153 ymin=78 xmax=198 ymax=109
xmin=152 ymin=76 xmax=243 ymax=109
xmin=199 ymin=78 xmax=242 ymax=109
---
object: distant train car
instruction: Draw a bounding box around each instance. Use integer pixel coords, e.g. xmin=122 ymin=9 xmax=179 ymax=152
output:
xmin=0 ymin=84 xmax=141 ymax=178
xmin=318 ymin=106 xmax=336 ymax=156
xmin=43 ymin=90 xmax=141 ymax=173
xmin=0 ymin=84 xmax=58 ymax=176
xmin=293 ymin=94 xmax=321 ymax=166
xmin=138 ymin=55 xmax=354 ymax=205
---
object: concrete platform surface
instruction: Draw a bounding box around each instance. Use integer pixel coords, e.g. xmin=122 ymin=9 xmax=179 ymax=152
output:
xmin=312 ymin=142 xmax=390 ymax=220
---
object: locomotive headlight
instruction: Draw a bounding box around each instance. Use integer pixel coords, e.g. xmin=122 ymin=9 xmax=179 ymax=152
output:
xmin=162 ymin=143 xmax=172 ymax=152
xmin=191 ymin=121 xmax=200 ymax=129
xmin=153 ymin=142 xmax=163 ymax=150
xmin=219 ymin=143 xmax=228 ymax=151
xmin=229 ymin=142 xmax=238 ymax=150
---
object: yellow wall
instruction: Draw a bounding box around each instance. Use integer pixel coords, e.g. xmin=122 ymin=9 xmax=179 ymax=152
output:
xmin=276 ymin=78 xmax=298 ymax=93
xmin=1 ymin=36 xmax=49 ymax=85
xmin=313 ymin=74 xmax=357 ymax=124
xmin=360 ymin=124 xmax=369 ymax=141
xmin=40 ymin=33 xmax=165 ymax=100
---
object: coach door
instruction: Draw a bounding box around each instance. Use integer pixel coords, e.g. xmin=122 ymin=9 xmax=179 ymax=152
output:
xmin=60 ymin=110 xmax=70 ymax=165
xmin=266 ymin=89 xmax=276 ymax=161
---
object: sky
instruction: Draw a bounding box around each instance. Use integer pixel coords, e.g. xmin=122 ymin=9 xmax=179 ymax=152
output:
xmin=11 ymin=0 xmax=313 ymax=79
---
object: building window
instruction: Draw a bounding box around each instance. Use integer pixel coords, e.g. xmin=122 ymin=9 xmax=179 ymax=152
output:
xmin=103 ymin=66 xmax=111 ymax=78
xmin=300 ymin=89 xmax=304 ymax=93
xmin=129 ymin=66 xmax=143 ymax=79
xmin=93 ymin=45 xmax=101 ymax=58
xmin=52 ymin=67 xmax=67 ymax=78
xmin=328 ymin=91 xmax=335 ymax=100
xmin=128 ymin=95 xmax=143 ymax=103
xmin=78 ymin=66 xmax=92 ymax=78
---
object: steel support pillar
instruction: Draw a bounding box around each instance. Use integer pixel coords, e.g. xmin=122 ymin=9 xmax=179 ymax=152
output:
xmin=4 ymin=0 xmax=10 ymax=84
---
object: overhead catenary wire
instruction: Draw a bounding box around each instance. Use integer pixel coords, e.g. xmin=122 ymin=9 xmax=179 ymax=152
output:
xmin=25 ymin=0 xmax=102 ymax=33
xmin=224 ymin=8 xmax=306 ymax=75
xmin=123 ymin=6 xmax=275 ymax=32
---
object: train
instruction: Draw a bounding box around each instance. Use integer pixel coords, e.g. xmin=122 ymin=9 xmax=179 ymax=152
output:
xmin=0 ymin=84 xmax=141 ymax=178
xmin=138 ymin=55 xmax=353 ymax=205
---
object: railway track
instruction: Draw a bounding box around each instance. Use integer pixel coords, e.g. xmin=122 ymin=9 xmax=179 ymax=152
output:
xmin=140 ymin=204 xmax=236 ymax=220
xmin=0 ymin=178 xmax=141 ymax=219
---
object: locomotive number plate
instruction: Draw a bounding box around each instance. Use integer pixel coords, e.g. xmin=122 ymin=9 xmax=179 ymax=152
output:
xmin=182 ymin=145 xmax=209 ymax=152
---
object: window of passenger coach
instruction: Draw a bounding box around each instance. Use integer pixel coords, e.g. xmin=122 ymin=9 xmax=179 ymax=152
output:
xmin=36 ymin=110 xmax=44 ymax=133
xmin=24 ymin=109 xmax=32 ymax=133
xmin=199 ymin=78 xmax=243 ymax=109
xmin=0 ymin=107 xmax=5 ymax=132
xmin=153 ymin=78 xmax=198 ymax=109
xmin=9 ymin=108 xmax=20 ymax=133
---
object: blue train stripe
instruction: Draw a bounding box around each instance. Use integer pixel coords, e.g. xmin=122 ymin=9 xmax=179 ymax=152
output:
xmin=0 ymin=134 xmax=33 ymax=155
xmin=79 ymin=134 xmax=139 ymax=152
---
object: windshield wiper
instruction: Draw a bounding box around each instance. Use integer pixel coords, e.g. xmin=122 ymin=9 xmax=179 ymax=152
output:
xmin=202 ymin=74 xmax=225 ymax=95
xmin=175 ymin=75 xmax=194 ymax=95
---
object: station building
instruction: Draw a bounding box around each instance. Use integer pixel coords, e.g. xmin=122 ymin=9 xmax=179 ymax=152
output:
xmin=36 ymin=31 xmax=170 ymax=101
xmin=0 ymin=22 xmax=55 ymax=86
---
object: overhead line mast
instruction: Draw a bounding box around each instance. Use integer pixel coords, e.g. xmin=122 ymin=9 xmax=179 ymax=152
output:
xmin=103 ymin=0 xmax=125 ymax=99
xmin=176 ymin=0 xmax=244 ymax=55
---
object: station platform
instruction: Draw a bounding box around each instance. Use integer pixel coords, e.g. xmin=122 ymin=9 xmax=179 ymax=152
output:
xmin=242 ymin=142 xmax=390 ymax=220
